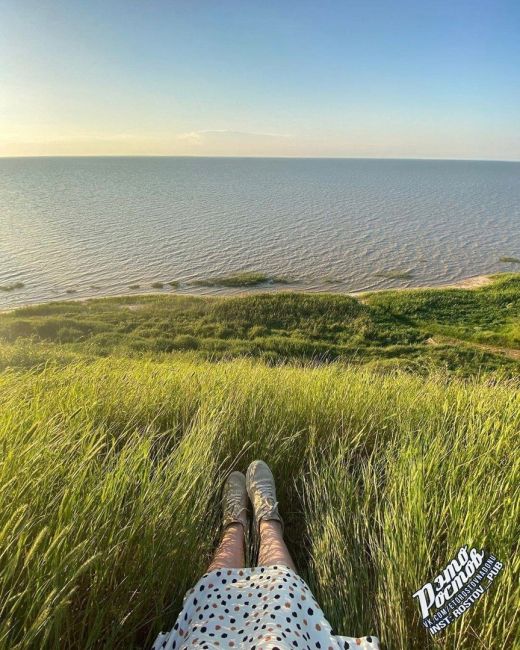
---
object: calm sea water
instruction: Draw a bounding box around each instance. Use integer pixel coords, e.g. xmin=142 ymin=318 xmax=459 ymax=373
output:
xmin=1 ymin=157 xmax=519 ymax=308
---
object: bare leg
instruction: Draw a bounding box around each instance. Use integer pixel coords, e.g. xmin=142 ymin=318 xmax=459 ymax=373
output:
xmin=258 ymin=520 xmax=296 ymax=572
xmin=207 ymin=523 xmax=245 ymax=572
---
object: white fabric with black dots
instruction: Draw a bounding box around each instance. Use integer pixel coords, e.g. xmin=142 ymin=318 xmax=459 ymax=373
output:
xmin=152 ymin=565 xmax=380 ymax=650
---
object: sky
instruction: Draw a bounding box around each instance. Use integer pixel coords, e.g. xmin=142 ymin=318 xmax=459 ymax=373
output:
xmin=1 ymin=0 xmax=519 ymax=159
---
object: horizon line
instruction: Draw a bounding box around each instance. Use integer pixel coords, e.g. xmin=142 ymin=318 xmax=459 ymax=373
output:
xmin=1 ymin=154 xmax=519 ymax=163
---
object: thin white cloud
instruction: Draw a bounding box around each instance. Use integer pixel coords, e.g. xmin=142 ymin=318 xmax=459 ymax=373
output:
xmin=176 ymin=131 xmax=204 ymax=145
xmin=177 ymin=129 xmax=292 ymax=145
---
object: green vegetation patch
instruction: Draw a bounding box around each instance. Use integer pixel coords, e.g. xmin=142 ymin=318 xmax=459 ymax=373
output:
xmin=0 ymin=281 xmax=25 ymax=291
xmin=151 ymin=281 xmax=164 ymax=289
xmin=365 ymin=273 xmax=520 ymax=349
xmin=190 ymin=271 xmax=288 ymax=287
xmin=375 ymin=270 xmax=413 ymax=280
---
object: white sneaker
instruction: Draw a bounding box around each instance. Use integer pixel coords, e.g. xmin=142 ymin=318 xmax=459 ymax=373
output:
xmin=245 ymin=460 xmax=283 ymax=533
xmin=222 ymin=471 xmax=248 ymax=529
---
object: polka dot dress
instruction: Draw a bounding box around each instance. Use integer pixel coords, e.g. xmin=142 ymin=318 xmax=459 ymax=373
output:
xmin=152 ymin=565 xmax=380 ymax=650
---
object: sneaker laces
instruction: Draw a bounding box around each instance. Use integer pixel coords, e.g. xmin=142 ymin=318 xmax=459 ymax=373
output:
xmin=229 ymin=504 xmax=247 ymax=517
xmin=255 ymin=476 xmax=276 ymax=495
xmin=254 ymin=478 xmax=278 ymax=510
xmin=226 ymin=490 xmax=247 ymax=513
xmin=260 ymin=496 xmax=277 ymax=507
xmin=257 ymin=496 xmax=279 ymax=517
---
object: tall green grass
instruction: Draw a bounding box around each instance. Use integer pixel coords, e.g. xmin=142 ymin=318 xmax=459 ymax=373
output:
xmin=0 ymin=357 xmax=517 ymax=649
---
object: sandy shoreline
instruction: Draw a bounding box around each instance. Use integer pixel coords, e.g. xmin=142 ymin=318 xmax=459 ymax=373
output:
xmin=439 ymin=275 xmax=493 ymax=289
xmin=0 ymin=274 xmax=497 ymax=314
xmin=350 ymin=274 xmax=493 ymax=296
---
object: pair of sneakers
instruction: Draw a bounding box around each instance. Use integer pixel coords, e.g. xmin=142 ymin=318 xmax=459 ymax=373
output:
xmin=222 ymin=460 xmax=283 ymax=534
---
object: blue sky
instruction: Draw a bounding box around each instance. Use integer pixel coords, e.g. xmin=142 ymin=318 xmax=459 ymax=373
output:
xmin=1 ymin=0 xmax=519 ymax=158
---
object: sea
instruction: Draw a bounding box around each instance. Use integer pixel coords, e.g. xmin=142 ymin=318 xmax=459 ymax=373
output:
xmin=0 ymin=157 xmax=519 ymax=308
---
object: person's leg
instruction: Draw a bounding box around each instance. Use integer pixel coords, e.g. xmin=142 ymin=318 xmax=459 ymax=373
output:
xmin=246 ymin=460 xmax=297 ymax=572
xmin=207 ymin=471 xmax=248 ymax=572
xmin=208 ymin=522 xmax=245 ymax=571
xmin=258 ymin=519 xmax=296 ymax=572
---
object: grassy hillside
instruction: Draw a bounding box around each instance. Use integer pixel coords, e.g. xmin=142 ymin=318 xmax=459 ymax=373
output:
xmin=1 ymin=274 xmax=519 ymax=375
xmin=0 ymin=275 xmax=518 ymax=649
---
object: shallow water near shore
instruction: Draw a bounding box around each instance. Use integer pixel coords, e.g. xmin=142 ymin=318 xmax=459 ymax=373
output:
xmin=1 ymin=156 xmax=519 ymax=307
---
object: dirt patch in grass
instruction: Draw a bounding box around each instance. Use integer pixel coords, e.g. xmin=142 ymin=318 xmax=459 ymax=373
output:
xmin=427 ymin=335 xmax=520 ymax=361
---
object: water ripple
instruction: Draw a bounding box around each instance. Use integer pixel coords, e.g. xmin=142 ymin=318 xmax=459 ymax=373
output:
xmin=1 ymin=157 xmax=519 ymax=307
